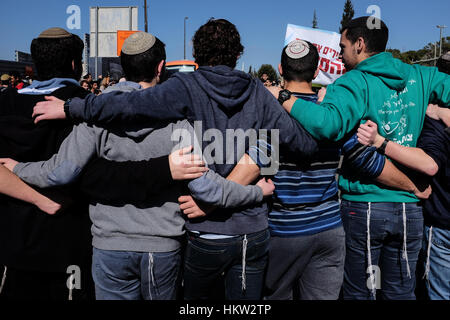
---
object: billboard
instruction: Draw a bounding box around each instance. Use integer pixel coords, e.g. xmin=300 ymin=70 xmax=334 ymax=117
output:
xmin=90 ymin=6 xmax=138 ymax=78
xmin=285 ymin=24 xmax=345 ymax=86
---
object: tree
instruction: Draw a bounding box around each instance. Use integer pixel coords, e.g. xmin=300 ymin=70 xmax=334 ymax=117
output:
xmin=312 ymin=9 xmax=318 ymax=29
xmin=339 ymin=0 xmax=354 ymax=33
xmin=257 ymin=64 xmax=278 ymax=82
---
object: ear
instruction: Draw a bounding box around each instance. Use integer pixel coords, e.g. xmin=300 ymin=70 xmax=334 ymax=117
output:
xmin=313 ymin=66 xmax=320 ymax=79
xmin=278 ymin=63 xmax=283 ymax=76
xmin=356 ymin=37 xmax=365 ymax=54
xmin=72 ymin=60 xmax=75 ymax=71
xmin=158 ymin=60 xmax=165 ymax=75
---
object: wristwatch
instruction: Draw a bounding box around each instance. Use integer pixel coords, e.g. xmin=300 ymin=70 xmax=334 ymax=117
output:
xmin=278 ymin=89 xmax=292 ymax=105
xmin=63 ymin=98 xmax=72 ymax=120
xmin=377 ymin=137 xmax=389 ymax=155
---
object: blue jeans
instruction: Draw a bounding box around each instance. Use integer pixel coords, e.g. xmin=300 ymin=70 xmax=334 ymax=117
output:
xmin=422 ymin=225 xmax=450 ymax=300
xmin=92 ymin=248 xmax=181 ymax=300
xmin=183 ymin=229 xmax=270 ymax=300
xmin=341 ymin=201 xmax=424 ymax=300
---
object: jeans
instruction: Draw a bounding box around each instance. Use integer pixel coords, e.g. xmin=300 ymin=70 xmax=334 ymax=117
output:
xmin=183 ymin=229 xmax=270 ymax=300
xmin=422 ymin=225 xmax=450 ymax=300
xmin=264 ymin=226 xmax=345 ymax=300
xmin=92 ymin=248 xmax=181 ymax=300
xmin=341 ymin=200 xmax=424 ymax=300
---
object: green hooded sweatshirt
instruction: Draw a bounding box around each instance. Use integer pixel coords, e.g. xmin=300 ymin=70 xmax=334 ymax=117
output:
xmin=290 ymin=52 xmax=450 ymax=203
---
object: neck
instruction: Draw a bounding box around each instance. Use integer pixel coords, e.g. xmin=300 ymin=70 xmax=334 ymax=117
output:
xmin=139 ymin=80 xmax=156 ymax=89
xmin=283 ymin=80 xmax=314 ymax=94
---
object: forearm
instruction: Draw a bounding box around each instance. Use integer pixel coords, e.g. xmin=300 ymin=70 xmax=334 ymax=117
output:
xmin=375 ymin=160 xmax=418 ymax=193
xmin=0 ymin=165 xmax=59 ymax=211
xmin=79 ymin=156 xmax=174 ymax=203
xmin=226 ymin=153 xmax=260 ymax=185
xmin=437 ymin=107 xmax=450 ymax=127
xmin=383 ymin=141 xmax=438 ymax=176
xmin=68 ymin=77 xmax=189 ymax=124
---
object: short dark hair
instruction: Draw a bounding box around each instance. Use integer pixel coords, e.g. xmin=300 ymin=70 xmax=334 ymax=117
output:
xmin=342 ymin=16 xmax=389 ymax=54
xmin=30 ymin=34 xmax=84 ymax=81
xmin=281 ymin=41 xmax=319 ymax=82
xmin=120 ymin=37 xmax=166 ymax=83
xmin=193 ymin=18 xmax=244 ymax=68
xmin=436 ymin=53 xmax=450 ymax=75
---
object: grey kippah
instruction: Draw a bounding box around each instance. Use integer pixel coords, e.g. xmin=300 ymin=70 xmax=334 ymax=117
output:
xmin=285 ymin=40 xmax=310 ymax=59
xmin=38 ymin=27 xmax=73 ymax=39
xmin=121 ymin=32 xmax=156 ymax=55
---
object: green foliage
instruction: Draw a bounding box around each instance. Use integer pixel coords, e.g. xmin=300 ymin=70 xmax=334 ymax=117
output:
xmin=339 ymin=0 xmax=354 ymax=33
xmin=257 ymin=64 xmax=278 ymax=81
xmin=387 ymin=36 xmax=450 ymax=66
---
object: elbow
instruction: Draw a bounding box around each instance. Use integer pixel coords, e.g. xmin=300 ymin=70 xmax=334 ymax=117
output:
xmin=423 ymin=162 xmax=439 ymax=176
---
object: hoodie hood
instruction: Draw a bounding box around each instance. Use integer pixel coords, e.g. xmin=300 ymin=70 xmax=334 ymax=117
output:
xmin=189 ymin=65 xmax=255 ymax=110
xmin=18 ymin=78 xmax=80 ymax=95
xmin=102 ymin=81 xmax=157 ymax=138
xmin=355 ymin=52 xmax=410 ymax=91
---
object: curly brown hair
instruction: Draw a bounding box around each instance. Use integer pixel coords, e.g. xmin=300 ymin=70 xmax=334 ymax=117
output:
xmin=192 ymin=18 xmax=244 ymax=68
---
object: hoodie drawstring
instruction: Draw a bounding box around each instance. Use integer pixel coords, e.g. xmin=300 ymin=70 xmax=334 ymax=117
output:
xmin=402 ymin=203 xmax=411 ymax=279
xmin=67 ymin=273 xmax=74 ymax=300
xmin=148 ymin=253 xmax=158 ymax=299
xmin=242 ymin=235 xmax=248 ymax=293
xmin=0 ymin=266 xmax=7 ymax=295
xmin=366 ymin=203 xmax=376 ymax=298
xmin=423 ymin=226 xmax=433 ymax=281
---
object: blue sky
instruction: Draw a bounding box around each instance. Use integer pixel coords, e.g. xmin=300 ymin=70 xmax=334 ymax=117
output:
xmin=0 ymin=0 xmax=448 ymax=71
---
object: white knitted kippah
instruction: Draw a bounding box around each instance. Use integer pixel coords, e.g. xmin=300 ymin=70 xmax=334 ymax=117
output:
xmin=285 ymin=40 xmax=310 ymax=59
xmin=122 ymin=32 xmax=156 ymax=55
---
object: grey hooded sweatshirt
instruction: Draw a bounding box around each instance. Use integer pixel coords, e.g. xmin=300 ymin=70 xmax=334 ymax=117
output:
xmin=14 ymin=81 xmax=263 ymax=253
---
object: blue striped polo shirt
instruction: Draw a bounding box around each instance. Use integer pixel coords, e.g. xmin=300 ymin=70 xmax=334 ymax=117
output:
xmin=269 ymin=92 xmax=342 ymax=237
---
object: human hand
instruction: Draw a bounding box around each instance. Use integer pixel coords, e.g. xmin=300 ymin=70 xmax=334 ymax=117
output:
xmin=34 ymin=197 xmax=62 ymax=215
xmin=178 ymin=195 xmax=214 ymax=219
xmin=0 ymin=158 xmax=18 ymax=171
xmin=357 ymin=120 xmax=384 ymax=148
xmin=413 ymin=184 xmax=432 ymax=200
xmin=256 ymin=178 xmax=275 ymax=196
xmin=426 ymin=104 xmax=440 ymax=121
xmin=317 ymin=87 xmax=327 ymax=103
xmin=169 ymin=146 xmax=208 ymax=180
xmin=266 ymin=85 xmax=281 ymax=98
xmin=32 ymin=96 xmax=66 ymax=124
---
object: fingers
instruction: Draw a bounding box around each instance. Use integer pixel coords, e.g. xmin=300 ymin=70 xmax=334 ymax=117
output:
xmin=178 ymin=195 xmax=192 ymax=203
xmin=179 ymin=145 xmax=193 ymax=155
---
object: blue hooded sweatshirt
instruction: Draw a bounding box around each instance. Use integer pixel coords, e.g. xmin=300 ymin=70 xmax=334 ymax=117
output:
xmin=68 ymin=65 xmax=318 ymax=235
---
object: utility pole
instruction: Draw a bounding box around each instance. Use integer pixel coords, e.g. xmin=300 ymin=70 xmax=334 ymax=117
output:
xmin=437 ymin=25 xmax=447 ymax=57
xmin=144 ymin=0 xmax=148 ymax=32
xmin=184 ymin=17 xmax=188 ymax=60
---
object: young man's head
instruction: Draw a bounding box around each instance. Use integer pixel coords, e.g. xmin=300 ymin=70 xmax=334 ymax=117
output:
xmin=339 ymin=16 xmax=389 ymax=70
xmin=120 ymin=32 xmax=166 ymax=85
xmin=279 ymin=40 xmax=319 ymax=84
xmin=1 ymin=74 xmax=10 ymax=87
xmin=192 ymin=18 xmax=244 ymax=68
xmin=436 ymin=52 xmax=450 ymax=75
xmin=30 ymin=27 xmax=84 ymax=81
xmin=9 ymin=71 xmax=21 ymax=86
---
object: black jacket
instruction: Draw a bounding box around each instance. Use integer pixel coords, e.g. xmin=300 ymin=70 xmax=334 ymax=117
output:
xmin=0 ymin=85 xmax=92 ymax=272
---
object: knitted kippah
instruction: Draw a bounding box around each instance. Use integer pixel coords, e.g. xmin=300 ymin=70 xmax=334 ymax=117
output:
xmin=38 ymin=27 xmax=73 ymax=39
xmin=121 ymin=32 xmax=156 ymax=55
xmin=285 ymin=40 xmax=310 ymax=59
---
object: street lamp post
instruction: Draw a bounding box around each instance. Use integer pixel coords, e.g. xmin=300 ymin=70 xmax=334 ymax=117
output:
xmin=184 ymin=17 xmax=188 ymax=60
xmin=144 ymin=0 xmax=148 ymax=32
xmin=437 ymin=25 xmax=447 ymax=57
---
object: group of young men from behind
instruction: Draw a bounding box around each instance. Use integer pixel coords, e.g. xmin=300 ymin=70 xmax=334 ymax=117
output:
xmin=0 ymin=16 xmax=448 ymax=300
